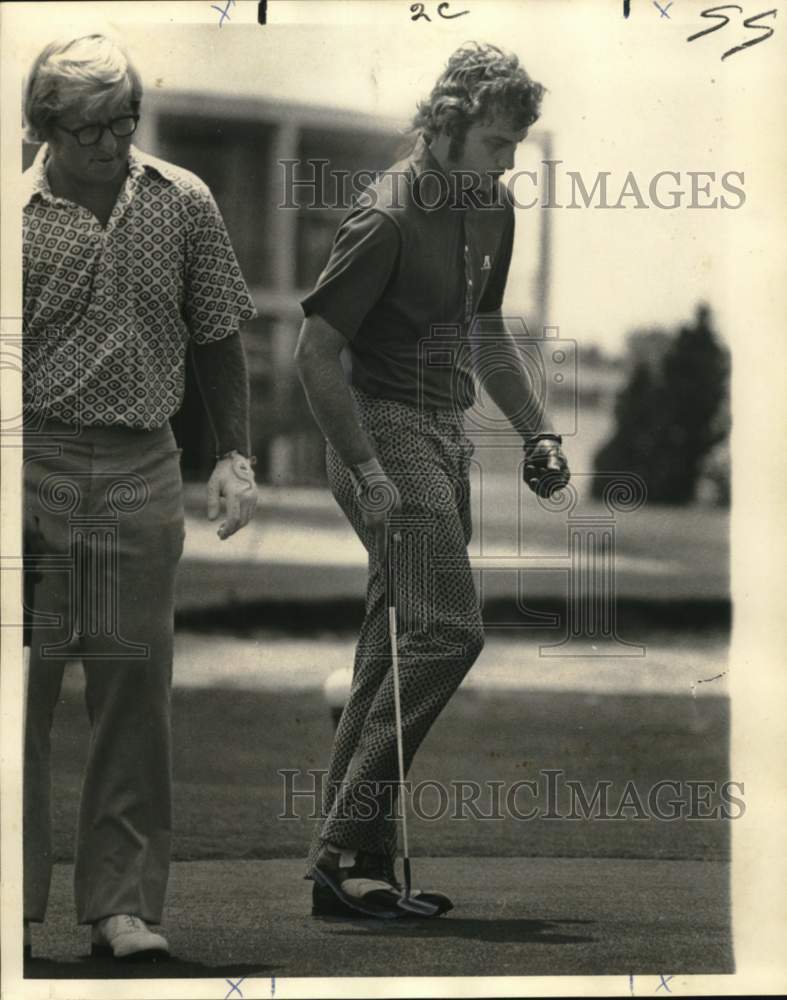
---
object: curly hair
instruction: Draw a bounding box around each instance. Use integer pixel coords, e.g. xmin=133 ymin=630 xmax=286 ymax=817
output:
xmin=24 ymin=33 xmax=143 ymax=142
xmin=411 ymin=42 xmax=545 ymax=157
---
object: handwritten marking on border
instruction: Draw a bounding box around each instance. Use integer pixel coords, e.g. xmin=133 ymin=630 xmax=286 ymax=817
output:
xmin=410 ymin=2 xmax=470 ymax=22
xmin=211 ymin=0 xmax=235 ymax=26
xmin=687 ymin=5 xmax=777 ymax=59
xmin=225 ymin=978 xmax=245 ymax=1000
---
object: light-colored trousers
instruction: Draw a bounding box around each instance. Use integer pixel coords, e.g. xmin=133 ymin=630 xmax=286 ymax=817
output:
xmin=23 ymin=419 xmax=184 ymax=925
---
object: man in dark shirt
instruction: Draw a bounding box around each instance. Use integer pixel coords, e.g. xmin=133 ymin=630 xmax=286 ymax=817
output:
xmin=295 ymin=42 xmax=570 ymax=919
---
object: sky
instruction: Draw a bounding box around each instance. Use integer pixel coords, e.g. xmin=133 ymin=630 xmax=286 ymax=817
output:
xmin=11 ymin=2 xmax=783 ymax=353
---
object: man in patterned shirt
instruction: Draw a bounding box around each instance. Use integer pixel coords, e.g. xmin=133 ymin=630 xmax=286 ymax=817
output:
xmin=22 ymin=34 xmax=257 ymax=960
xmin=296 ymin=43 xmax=570 ymax=919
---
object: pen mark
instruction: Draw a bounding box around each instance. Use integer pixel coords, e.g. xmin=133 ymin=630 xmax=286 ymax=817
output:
xmin=225 ymin=978 xmax=245 ymax=999
xmin=698 ymin=671 xmax=727 ymax=685
xmin=722 ymin=7 xmax=776 ymax=57
xmin=211 ymin=0 xmax=235 ymax=26
xmin=690 ymin=671 xmax=727 ymax=698
xmin=687 ymin=4 xmax=776 ymax=59
xmin=437 ymin=1 xmax=470 ymax=17
xmin=411 ymin=1 xmax=470 ymax=21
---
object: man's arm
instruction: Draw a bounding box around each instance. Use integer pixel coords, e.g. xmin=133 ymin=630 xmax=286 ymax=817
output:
xmin=190 ymin=331 xmax=251 ymax=456
xmin=469 ymin=201 xmax=556 ymax=439
xmin=469 ymin=311 xmax=556 ymax=439
xmin=470 ymin=312 xmax=570 ymax=497
xmin=294 ymin=207 xmax=404 ymax=542
xmin=182 ymin=177 xmax=259 ymax=539
xmin=191 ymin=332 xmax=257 ymax=539
xmin=294 ymin=314 xmax=400 ymax=541
xmin=294 ymin=207 xmax=400 ymax=463
xmin=293 ymin=315 xmax=376 ymax=466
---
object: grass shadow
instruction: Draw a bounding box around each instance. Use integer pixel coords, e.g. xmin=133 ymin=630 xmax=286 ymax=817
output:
xmin=314 ymin=914 xmax=597 ymax=945
xmin=24 ymin=956 xmax=278 ymax=980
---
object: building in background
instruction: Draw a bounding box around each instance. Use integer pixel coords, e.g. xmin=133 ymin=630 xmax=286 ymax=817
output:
xmin=25 ymin=88 xmax=607 ymax=485
xmin=139 ymin=90 xmax=562 ymax=485
xmin=140 ymin=90 xmax=405 ymax=484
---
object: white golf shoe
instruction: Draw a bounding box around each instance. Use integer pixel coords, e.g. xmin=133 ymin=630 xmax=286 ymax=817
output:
xmin=91 ymin=914 xmax=170 ymax=961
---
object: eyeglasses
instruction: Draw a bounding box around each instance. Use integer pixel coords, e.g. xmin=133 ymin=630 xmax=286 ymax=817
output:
xmin=55 ymin=115 xmax=139 ymax=148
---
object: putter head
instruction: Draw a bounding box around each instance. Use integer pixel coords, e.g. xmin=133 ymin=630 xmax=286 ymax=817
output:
xmin=396 ymin=892 xmax=440 ymax=917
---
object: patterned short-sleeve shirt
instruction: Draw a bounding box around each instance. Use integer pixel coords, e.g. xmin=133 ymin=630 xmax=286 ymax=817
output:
xmin=22 ymin=145 xmax=257 ymax=429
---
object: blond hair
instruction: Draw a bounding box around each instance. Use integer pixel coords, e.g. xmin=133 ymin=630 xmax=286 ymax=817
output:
xmin=24 ymin=33 xmax=143 ymax=141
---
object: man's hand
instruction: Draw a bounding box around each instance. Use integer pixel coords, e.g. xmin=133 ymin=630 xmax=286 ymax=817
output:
xmin=523 ymin=433 xmax=570 ymax=499
xmin=350 ymin=458 xmax=402 ymax=555
xmin=207 ymin=451 xmax=258 ymax=540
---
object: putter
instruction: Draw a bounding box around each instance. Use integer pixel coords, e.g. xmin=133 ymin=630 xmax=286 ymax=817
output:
xmin=386 ymin=531 xmax=440 ymax=917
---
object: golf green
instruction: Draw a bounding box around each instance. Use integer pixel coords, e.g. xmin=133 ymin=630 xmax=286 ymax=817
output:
xmin=46 ymin=686 xmax=731 ymax=865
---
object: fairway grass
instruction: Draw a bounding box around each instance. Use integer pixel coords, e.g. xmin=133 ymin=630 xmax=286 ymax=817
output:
xmin=46 ymin=686 xmax=730 ymax=865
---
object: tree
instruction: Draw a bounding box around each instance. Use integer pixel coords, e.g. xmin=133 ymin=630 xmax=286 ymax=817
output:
xmin=592 ymin=305 xmax=729 ymax=505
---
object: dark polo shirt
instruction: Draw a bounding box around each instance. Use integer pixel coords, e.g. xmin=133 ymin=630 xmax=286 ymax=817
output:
xmin=301 ymin=136 xmax=515 ymax=410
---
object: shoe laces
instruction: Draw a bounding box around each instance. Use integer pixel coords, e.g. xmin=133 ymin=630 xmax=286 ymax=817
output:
xmin=122 ymin=915 xmax=146 ymax=932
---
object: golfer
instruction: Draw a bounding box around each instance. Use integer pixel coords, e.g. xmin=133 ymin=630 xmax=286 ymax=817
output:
xmin=22 ymin=34 xmax=257 ymax=959
xmin=295 ymin=42 xmax=570 ymax=918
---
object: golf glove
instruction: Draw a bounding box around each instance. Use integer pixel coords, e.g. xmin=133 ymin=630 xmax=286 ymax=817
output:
xmin=350 ymin=457 xmax=402 ymax=551
xmin=207 ymin=450 xmax=258 ymax=539
xmin=523 ymin=433 xmax=570 ymax=498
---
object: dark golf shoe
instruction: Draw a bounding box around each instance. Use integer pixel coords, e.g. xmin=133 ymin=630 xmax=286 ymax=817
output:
xmin=310 ymin=844 xmax=405 ymax=918
xmin=311 ymin=882 xmax=453 ymax=918
xmin=362 ymin=851 xmax=453 ymax=916
xmin=311 ymin=849 xmax=453 ymax=918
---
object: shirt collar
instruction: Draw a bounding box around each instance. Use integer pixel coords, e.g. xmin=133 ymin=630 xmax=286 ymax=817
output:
xmin=405 ymin=135 xmax=465 ymax=213
xmin=409 ymin=134 xmax=449 ymax=181
xmin=22 ymin=145 xmax=53 ymax=206
xmin=127 ymin=145 xmax=165 ymax=180
xmin=23 ymin=144 xmax=157 ymax=207
xmin=408 ymin=135 xmax=511 ymax=218
xmin=406 ymin=134 xmax=507 ymax=212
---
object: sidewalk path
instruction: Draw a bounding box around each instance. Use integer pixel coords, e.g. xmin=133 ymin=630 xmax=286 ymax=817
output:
xmin=176 ymin=483 xmax=729 ymax=608
xmin=166 ymin=631 xmax=729 ymax=698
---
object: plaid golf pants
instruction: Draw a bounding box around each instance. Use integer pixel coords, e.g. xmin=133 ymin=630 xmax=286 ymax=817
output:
xmin=307 ymin=388 xmax=485 ymax=881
